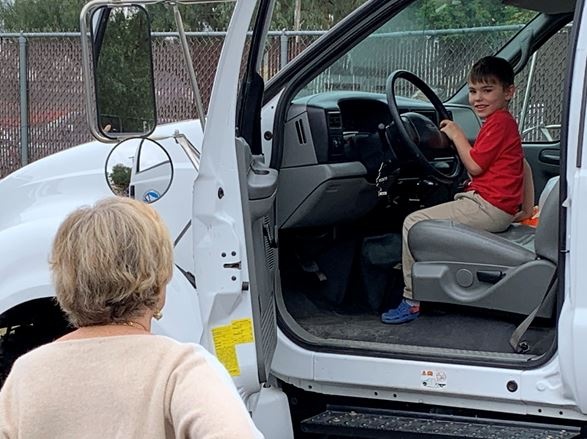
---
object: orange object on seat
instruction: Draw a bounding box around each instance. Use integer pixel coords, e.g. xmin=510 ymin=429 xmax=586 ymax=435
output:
xmin=520 ymin=206 xmax=539 ymax=228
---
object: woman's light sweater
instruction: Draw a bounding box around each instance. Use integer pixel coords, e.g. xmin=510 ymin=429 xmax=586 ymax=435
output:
xmin=0 ymin=334 xmax=263 ymax=438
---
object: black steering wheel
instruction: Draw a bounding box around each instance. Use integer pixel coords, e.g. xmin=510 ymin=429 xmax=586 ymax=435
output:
xmin=385 ymin=70 xmax=463 ymax=183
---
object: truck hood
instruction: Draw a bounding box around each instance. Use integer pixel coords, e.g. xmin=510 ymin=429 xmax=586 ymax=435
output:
xmin=0 ymin=120 xmax=203 ymax=232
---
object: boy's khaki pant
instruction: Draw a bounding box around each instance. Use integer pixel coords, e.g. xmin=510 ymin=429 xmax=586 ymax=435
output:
xmin=402 ymin=191 xmax=514 ymax=299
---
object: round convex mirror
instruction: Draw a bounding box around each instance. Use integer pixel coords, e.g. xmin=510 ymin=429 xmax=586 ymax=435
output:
xmin=105 ymin=138 xmax=173 ymax=203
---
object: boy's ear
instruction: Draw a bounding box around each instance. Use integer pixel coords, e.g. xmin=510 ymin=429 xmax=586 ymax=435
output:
xmin=505 ymin=84 xmax=515 ymax=101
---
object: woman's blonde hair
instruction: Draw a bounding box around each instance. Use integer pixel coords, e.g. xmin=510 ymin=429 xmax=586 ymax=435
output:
xmin=50 ymin=197 xmax=174 ymax=327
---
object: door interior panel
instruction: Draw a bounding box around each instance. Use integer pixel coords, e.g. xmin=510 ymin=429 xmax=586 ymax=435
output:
xmin=523 ymin=143 xmax=560 ymax=203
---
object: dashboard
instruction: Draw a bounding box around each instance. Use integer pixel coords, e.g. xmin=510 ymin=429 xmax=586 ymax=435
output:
xmin=284 ymin=91 xmax=479 ymax=168
xmin=277 ymin=91 xmax=481 ymax=229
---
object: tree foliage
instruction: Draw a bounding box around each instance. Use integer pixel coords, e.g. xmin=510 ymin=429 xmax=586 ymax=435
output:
xmin=270 ymin=1 xmax=367 ymax=30
xmin=147 ymin=3 xmax=236 ymax=32
xmin=0 ymin=0 xmax=85 ymax=32
xmin=412 ymin=0 xmax=535 ymax=29
xmin=0 ymin=0 xmax=367 ymax=32
xmin=0 ymin=0 xmax=536 ymax=33
xmin=108 ymin=163 xmax=131 ymax=195
xmin=0 ymin=0 xmax=236 ymax=32
xmin=95 ymin=8 xmax=155 ymax=133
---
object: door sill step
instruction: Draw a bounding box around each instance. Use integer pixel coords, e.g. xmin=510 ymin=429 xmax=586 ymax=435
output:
xmin=301 ymin=406 xmax=581 ymax=438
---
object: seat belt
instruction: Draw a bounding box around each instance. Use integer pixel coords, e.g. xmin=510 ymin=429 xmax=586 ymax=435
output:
xmin=509 ymin=268 xmax=558 ymax=353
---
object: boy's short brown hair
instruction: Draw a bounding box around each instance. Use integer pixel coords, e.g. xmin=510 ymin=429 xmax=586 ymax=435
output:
xmin=468 ymin=56 xmax=514 ymax=87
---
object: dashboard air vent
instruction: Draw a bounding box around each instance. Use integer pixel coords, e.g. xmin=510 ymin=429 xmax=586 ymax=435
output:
xmin=327 ymin=111 xmax=342 ymax=129
xmin=295 ymin=119 xmax=307 ymax=144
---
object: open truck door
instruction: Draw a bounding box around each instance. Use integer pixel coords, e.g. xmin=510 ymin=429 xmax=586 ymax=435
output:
xmin=79 ymin=1 xmax=289 ymax=435
xmin=184 ymin=1 xmax=289 ymax=433
xmin=192 ymin=0 xmax=280 ymax=400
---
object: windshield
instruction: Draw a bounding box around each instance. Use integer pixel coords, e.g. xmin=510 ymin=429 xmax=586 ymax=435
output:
xmin=298 ymin=0 xmax=537 ymax=101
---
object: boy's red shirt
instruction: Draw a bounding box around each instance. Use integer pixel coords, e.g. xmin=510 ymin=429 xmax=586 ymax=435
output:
xmin=466 ymin=109 xmax=524 ymax=215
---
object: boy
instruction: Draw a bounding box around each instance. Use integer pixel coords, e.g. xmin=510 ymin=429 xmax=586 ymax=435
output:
xmin=381 ymin=56 xmax=530 ymax=324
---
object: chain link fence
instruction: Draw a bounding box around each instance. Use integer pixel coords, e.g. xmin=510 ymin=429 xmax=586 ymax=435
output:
xmin=515 ymin=28 xmax=570 ymax=142
xmin=0 ymin=26 xmax=571 ymax=178
xmin=0 ymin=37 xmax=21 ymax=178
xmin=300 ymin=27 xmax=525 ymax=99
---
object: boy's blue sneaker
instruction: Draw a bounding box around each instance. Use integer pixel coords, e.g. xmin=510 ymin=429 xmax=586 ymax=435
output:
xmin=381 ymin=300 xmax=420 ymax=324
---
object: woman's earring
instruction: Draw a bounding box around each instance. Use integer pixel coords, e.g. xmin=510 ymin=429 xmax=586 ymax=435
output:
xmin=153 ymin=310 xmax=163 ymax=321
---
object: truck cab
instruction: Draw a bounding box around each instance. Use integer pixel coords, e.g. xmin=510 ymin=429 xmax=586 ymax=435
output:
xmin=2 ymin=0 xmax=587 ymax=437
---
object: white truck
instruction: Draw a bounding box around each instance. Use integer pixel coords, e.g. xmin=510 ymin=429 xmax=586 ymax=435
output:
xmin=1 ymin=0 xmax=586 ymax=437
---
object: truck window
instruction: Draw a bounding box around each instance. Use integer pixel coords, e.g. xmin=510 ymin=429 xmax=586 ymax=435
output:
xmin=515 ymin=23 xmax=572 ymax=143
xmin=260 ymin=0 xmax=369 ymax=82
xmin=295 ymin=0 xmax=536 ymax=101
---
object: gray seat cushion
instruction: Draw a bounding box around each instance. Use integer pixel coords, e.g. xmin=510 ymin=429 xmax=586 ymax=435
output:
xmin=495 ymin=223 xmax=536 ymax=252
xmin=409 ymin=220 xmax=536 ymax=266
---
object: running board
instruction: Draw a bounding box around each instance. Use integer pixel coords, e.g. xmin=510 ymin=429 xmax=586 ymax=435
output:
xmin=300 ymin=406 xmax=581 ymax=438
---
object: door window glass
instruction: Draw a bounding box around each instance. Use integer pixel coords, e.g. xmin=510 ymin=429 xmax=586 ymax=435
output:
xmin=514 ymin=24 xmax=572 ymax=143
xmin=260 ymin=1 xmax=369 ymax=82
xmin=295 ymin=0 xmax=536 ymax=101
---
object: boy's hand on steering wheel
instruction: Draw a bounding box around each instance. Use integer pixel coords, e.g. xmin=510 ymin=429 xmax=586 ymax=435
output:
xmin=440 ymin=119 xmax=466 ymax=144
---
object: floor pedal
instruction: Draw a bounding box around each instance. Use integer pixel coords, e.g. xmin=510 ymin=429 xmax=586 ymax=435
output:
xmin=301 ymin=406 xmax=581 ymax=438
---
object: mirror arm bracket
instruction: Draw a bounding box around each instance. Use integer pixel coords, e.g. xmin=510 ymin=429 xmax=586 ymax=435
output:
xmin=173 ymin=4 xmax=206 ymax=132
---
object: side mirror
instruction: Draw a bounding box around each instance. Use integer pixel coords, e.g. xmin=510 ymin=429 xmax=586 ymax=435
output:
xmin=105 ymin=138 xmax=173 ymax=203
xmin=81 ymin=3 xmax=157 ymax=141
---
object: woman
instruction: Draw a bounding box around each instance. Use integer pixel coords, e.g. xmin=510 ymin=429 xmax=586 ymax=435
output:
xmin=0 ymin=197 xmax=263 ymax=438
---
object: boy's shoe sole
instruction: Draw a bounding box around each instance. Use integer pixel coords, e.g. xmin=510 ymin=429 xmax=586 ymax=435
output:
xmin=380 ymin=307 xmax=420 ymax=324
xmin=381 ymin=312 xmax=419 ymax=324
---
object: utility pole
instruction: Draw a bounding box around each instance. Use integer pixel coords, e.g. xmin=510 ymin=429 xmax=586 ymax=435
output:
xmin=294 ymin=0 xmax=302 ymax=43
xmin=294 ymin=0 xmax=302 ymax=31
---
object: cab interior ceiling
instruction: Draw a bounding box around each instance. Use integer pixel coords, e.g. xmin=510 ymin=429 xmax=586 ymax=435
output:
xmin=504 ymin=0 xmax=576 ymax=14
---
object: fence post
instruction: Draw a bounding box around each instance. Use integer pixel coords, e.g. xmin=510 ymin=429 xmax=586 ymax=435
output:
xmin=280 ymin=31 xmax=288 ymax=70
xmin=18 ymin=33 xmax=29 ymax=166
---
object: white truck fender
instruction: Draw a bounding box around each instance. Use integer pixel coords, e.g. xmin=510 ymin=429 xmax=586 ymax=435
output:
xmin=0 ymin=216 xmax=204 ymax=345
xmin=0 ymin=217 xmax=63 ymax=314
xmin=152 ymin=267 xmax=204 ymax=344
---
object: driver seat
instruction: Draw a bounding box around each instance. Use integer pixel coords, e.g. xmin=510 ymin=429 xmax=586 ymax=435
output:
xmin=409 ymin=179 xmax=559 ymax=318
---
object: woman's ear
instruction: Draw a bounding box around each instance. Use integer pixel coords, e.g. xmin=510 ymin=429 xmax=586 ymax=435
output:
xmin=158 ymin=286 xmax=166 ymax=309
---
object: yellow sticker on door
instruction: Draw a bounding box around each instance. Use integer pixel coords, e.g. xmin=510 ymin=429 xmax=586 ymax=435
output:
xmin=212 ymin=318 xmax=255 ymax=376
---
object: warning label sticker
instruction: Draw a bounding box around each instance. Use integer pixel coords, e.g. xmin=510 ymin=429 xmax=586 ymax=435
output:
xmin=420 ymin=369 xmax=447 ymax=389
xmin=212 ymin=318 xmax=255 ymax=377
xmin=231 ymin=318 xmax=254 ymax=344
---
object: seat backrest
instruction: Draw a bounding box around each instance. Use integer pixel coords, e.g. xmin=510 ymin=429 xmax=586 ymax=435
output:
xmin=534 ymin=178 xmax=560 ymax=263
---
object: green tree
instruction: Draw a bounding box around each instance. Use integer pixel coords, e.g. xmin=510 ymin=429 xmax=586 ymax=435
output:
xmin=0 ymin=0 xmax=236 ymax=32
xmin=0 ymin=0 xmax=85 ymax=32
xmin=270 ymin=1 xmax=367 ymax=30
xmin=147 ymin=3 xmax=235 ymax=32
xmin=95 ymin=7 xmax=155 ymax=134
xmin=0 ymin=0 xmax=369 ymax=33
xmin=413 ymin=0 xmax=535 ymax=29
xmin=109 ymin=163 xmax=132 ymax=195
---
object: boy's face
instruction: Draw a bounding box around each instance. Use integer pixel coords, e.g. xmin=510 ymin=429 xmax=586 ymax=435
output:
xmin=468 ymin=76 xmax=514 ymax=119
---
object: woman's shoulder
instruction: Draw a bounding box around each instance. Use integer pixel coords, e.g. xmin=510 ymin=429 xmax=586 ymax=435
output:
xmin=121 ymin=335 xmax=222 ymax=374
xmin=12 ymin=335 xmax=211 ymax=374
xmin=153 ymin=336 xmax=227 ymax=374
xmin=151 ymin=336 xmax=217 ymax=365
